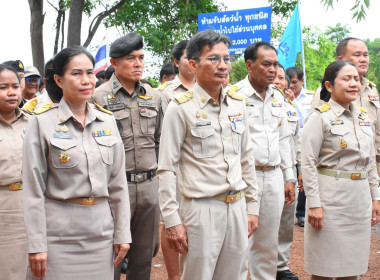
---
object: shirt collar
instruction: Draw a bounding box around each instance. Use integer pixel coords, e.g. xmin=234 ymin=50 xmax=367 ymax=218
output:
xmin=329 ymin=99 xmax=353 ymax=117
xmin=193 ymin=82 xmax=226 ymax=108
xmin=57 ymin=98 xmax=101 ymax=125
xmin=244 ymin=75 xmax=274 ymax=99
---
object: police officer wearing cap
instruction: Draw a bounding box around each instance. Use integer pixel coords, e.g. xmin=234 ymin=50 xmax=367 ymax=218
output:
xmin=91 ymin=32 xmax=163 ymax=280
xmin=235 ymin=42 xmax=295 ymax=280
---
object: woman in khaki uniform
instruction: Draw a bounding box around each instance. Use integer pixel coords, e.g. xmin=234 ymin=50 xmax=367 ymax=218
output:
xmin=22 ymin=46 xmax=131 ymax=280
xmin=302 ymin=60 xmax=380 ymax=280
xmin=0 ymin=64 xmax=29 ymax=279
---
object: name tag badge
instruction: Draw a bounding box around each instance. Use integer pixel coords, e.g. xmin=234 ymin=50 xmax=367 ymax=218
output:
xmin=196 ymin=121 xmax=211 ymax=127
xmin=107 ymin=103 xmax=126 ymax=111
xmin=138 ymin=101 xmax=155 ymax=108
xmin=330 ymin=120 xmax=344 ymax=125
xmin=54 ymin=132 xmax=72 ymax=139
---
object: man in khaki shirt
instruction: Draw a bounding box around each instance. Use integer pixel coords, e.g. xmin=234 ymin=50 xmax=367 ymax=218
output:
xmin=158 ymin=30 xmax=259 ymax=280
xmin=235 ymin=42 xmax=296 ymax=280
xmin=159 ymin=39 xmax=196 ymax=113
xmin=311 ymin=37 xmax=380 ymax=175
xmin=91 ymin=33 xmax=163 ymax=280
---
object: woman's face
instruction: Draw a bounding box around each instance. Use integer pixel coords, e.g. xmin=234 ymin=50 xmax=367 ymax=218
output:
xmin=327 ymin=64 xmax=361 ymax=107
xmin=55 ymin=54 xmax=96 ymax=105
xmin=0 ymin=69 xmax=22 ymax=116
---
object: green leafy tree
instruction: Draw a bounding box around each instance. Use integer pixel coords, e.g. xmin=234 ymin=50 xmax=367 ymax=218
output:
xmin=230 ymin=56 xmax=247 ymax=84
xmin=365 ymin=38 xmax=380 ymax=85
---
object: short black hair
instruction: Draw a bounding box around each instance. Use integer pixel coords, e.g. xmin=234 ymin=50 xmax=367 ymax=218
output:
xmin=320 ymin=60 xmax=356 ymax=101
xmin=0 ymin=64 xmax=20 ymax=82
xmin=186 ymin=30 xmax=231 ymax=61
xmin=336 ymin=37 xmax=365 ymax=58
xmin=172 ymin=40 xmax=189 ymax=61
xmin=244 ymin=42 xmax=277 ymax=62
xmin=96 ymin=70 xmax=105 ymax=80
xmin=159 ymin=63 xmax=175 ymax=82
xmin=286 ymin=66 xmax=304 ymax=81
xmin=105 ymin=65 xmax=115 ymax=80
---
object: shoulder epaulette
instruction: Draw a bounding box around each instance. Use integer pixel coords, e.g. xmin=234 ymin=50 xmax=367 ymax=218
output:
xmin=35 ymin=103 xmax=54 ymax=114
xmin=306 ymin=89 xmax=314 ymax=95
xmin=23 ymin=98 xmax=38 ymax=113
xmin=316 ymin=103 xmax=331 ymax=112
xmin=174 ymin=91 xmax=193 ymax=104
xmin=158 ymin=81 xmax=169 ymax=91
xmin=226 ymin=85 xmax=243 ymax=100
xmin=95 ymin=102 xmax=113 ymax=115
xmin=273 ymin=84 xmax=285 ymax=95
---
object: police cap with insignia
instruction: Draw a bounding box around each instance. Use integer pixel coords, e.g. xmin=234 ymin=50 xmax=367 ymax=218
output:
xmin=2 ymin=60 xmax=25 ymax=73
xmin=109 ymin=32 xmax=144 ymax=58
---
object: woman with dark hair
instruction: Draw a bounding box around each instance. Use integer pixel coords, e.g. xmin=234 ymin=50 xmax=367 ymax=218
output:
xmin=22 ymin=46 xmax=131 ymax=280
xmin=0 ymin=64 xmax=29 ymax=279
xmin=302 ymin=60 xmax=380 ymax=280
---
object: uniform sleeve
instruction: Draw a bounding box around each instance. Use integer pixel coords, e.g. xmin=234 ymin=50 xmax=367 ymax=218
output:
xmin=279 ymin=111 xmax=295 ymax=181
xmin=108 ymin=116 xmax=132 ymax=244
xmin=295 ymin=119 xmax=302 ymax=172
xmin=240 ymin=104 xmax=259 ymax=215
xmin=161 ymin=91 xmax=171 ymax=114
xmin=310 ymin=86 xmax=323 ymax=110
xmin=154 ymin=95 xmax=163 ymax=160
xmin=22 ymin=116 xmax=49 ymax=253
xmin=157 ymin=101 xmax=186 ymax=228
xmin=374 ymin=104 xmax=380 ymax=169
xmin=301 ymin=111 xmax=325 ymax=208
xmin=367 ymin=129 xmax=380 ymax=199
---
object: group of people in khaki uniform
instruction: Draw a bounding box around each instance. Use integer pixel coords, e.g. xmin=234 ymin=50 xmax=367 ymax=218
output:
xmin=1 ymin=24 xmax=380 ymax=280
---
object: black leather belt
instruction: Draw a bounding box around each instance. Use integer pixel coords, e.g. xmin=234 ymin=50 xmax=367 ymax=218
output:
xmin=127 ymin=169 xmax=157 ymax=183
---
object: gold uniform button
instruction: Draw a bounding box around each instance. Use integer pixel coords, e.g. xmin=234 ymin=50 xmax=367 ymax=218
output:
xmin=201 ymin=97 xmax=206 ymax=103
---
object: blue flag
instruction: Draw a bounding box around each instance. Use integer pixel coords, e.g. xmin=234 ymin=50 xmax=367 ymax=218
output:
xmin=277 ymin=5 xmax=302 ymax=70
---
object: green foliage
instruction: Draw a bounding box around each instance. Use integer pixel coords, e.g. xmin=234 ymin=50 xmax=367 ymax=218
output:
xmin=365 ymin=38 xmax=380 ymax=85
xmin=146 ymin=77 xmax=160 ymax=88
xmin=230 ymin=56 xmax=247 ymax=83
xmin=267 ymin=0 xmax=298 ymax=17
xmin=105 ymin=0 xmax=224 ymax=63
xmin=320 ymin=0 xmax=370 ymax=22
xmin=324 ymin=23 xmax=350 ymax=44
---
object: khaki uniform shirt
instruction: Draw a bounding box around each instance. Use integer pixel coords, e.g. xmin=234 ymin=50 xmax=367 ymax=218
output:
xmin=311 ymin=78 xmax=380 ymax=166
xmin=159 ymin=76 xmax=190 ymax=113
xmin=236 ymin=76 xmax=295 ymax=181
xmin=0 ymin=108 xmax=29 ymax=185
xmin=302 ymin=99 xmax=380 ymax=208
xmin=22 ymin=93 xmax=57 ymax=115
xmin=91 ymin=74 xmax=163 ymax=173
xmin=22 ymin=99 xmax=131 ymax=253
xmin=158 ymin=82 xmax=259 ymax=228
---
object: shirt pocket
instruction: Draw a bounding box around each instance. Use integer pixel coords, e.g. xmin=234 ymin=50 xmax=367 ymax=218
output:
xmin=94 ymin=136 xmax=119 ymax=165
xmin=113 ymin=110 xmax=132 ymax=137
xmin=50 ymin=138 xmax=79 ymax=168
xmin=190 ymin=127 xmax=217 ymax=158
xmin=231 ymin=122 xmax=245 ymax=154
xmin=330 ymin=126 xmax=351 ymax=151
xmin=247 ymin=107 xmax=260 ymax=118
xmin=286 ymin=116 xmax=298 ymax=135
xmin=139 ymin=108 xmax=157 ymax=135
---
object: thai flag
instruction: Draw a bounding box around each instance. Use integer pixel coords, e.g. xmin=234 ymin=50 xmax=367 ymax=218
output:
xmin=94 ymin=36 xmax=108 ymax=75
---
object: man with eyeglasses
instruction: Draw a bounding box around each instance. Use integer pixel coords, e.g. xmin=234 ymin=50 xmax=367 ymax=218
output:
xmin=235 ymin=42 xmax=295 ymax=280
xmin=158 ymin=29 xmax=259 ymax=279
xmin=22 ymin=66 xmax=42 ymax=107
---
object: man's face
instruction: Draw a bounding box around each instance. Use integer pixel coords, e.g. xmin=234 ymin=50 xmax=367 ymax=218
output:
xmin=175 ymin=50 xmax=194 ymax=80
xmin=339 ymin=39 xmax=369 ymax=78
xmin=273 ymin=67 xmax=286 ymax=91
xmin=111 ymin=49 xmax=144 ymax=84
xmin=289 ymin=74 xmax=303 ymax=96
xmin=246 ymin=47 xmax=278 ymax=89
xmin=23 ymin=75 xmax=41 ymax=100
xmin=189 ymin=42 xmax=230 ymax=88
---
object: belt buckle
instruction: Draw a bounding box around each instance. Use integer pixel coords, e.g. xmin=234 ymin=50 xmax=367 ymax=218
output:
xmin=9 ymin=183 xmax=22 ymax=191
xmin=262 ymin=166 xmax=271 ymax=172
xmin=351 ymin=172 xmax=361 ymax=180
xmin=82 ymin=197 xmax=95 ymax=206
xmin=226 ymin=194 xmax=237 ymax=203
xmin=135 ymin=174 xmax=144 ymax=182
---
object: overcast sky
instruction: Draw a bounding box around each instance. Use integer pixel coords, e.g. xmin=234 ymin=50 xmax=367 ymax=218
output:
xmin=0 ymin=0 xmax=378 ymax=69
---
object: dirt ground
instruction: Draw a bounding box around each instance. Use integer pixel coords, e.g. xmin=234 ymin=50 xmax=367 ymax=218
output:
xmin=121 ymin=223 xmax=380 ymax=280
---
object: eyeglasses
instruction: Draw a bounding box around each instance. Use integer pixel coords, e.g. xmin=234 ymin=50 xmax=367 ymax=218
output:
xmin=198 ymin=55 xmax=232 ymax=65
xmin=25 ymin=77 xmax=41 ymax=84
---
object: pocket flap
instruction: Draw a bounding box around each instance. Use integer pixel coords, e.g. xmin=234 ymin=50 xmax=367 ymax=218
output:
xmin=94 ymin=136 xmax=118 ymax=147
xmin=139 ymin=109 xmax=157 ymax=118
xmin=113 ymin=110 xmax=130 ymax=120
xmin=190 ymin=127 xmax=215 ymax=139
xmin=330 ymin=125 xmax=350 ymax=136
xmin=248 ymin=109 xmax=260 ymax=117
xmin=271 ymin=107 xmax=283 ymax=117
xmin=369 ymin=100 xmax=380 ymax=108
xmin=231 ymin=122 xmax=245 ymax=134
xmin=50 ymin=138 xmax=77 ymax=150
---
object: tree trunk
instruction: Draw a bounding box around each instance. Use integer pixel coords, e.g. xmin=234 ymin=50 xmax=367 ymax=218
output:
xmin=28 ymin=0 xmax=45 ymax=75
xmin=67 ymin=0 xmax=85 ymax=46
xmin=53 ymin=0 xmax=65 ymax=55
